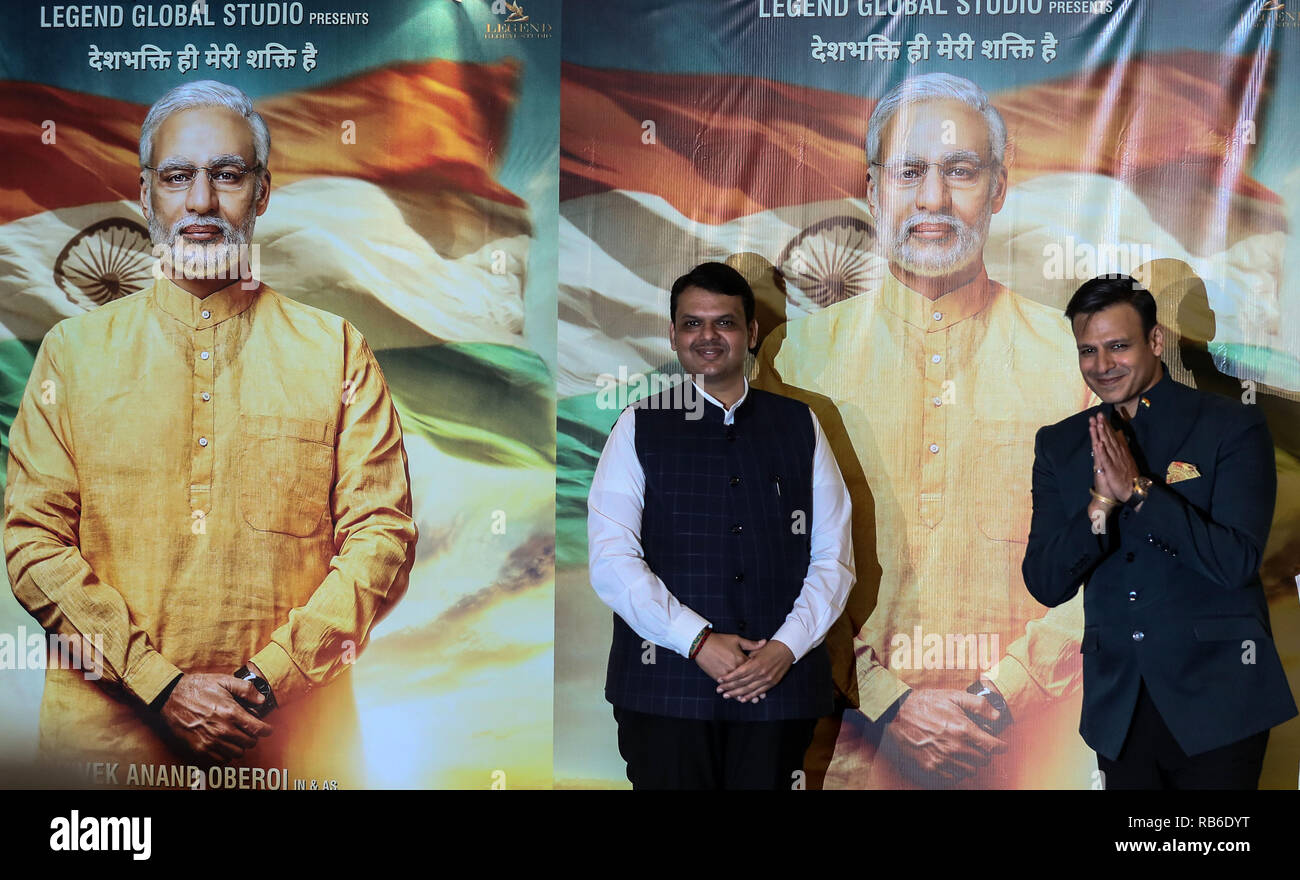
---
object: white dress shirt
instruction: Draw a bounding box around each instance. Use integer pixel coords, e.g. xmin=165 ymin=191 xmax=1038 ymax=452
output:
xmin=587 ymin=379 xmax=854 ymax=662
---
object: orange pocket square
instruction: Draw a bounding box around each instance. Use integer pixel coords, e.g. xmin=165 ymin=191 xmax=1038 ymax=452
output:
xmin=1166 ymin=461 xmax=1201 ymax=483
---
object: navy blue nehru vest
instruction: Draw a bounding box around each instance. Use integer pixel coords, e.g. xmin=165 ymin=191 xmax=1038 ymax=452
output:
xmin=604 ymin=386 xmax=833 ymax=721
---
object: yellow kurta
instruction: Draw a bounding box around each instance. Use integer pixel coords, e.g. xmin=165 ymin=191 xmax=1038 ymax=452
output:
xmin=755 ymin=268 xmax=1096 ymax=788
xmin=4 ymin=275 xmax=417 ymax=788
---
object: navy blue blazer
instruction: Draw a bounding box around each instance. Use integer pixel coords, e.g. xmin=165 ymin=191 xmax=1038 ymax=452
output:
xmin=1022 ymin=367 xmax=1297 ymax=760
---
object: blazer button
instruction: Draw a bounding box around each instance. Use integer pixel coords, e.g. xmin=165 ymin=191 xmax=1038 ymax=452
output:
xmin=730 ymin=524 xmax=743 ymax=534
xmin=737 ymin=621 xmax=747 ymax=632
xmin=729 ymin=476 xmax=741 ymax=487
xmin=1125 ymin=552 xmax=1135 ymax=563
xmin=1132 ymin=630 xmax=1144 ymax=642
xmin=733 ymin=572 xmax=745 ymax=583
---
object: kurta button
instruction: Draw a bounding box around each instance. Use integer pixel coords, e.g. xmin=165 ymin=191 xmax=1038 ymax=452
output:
xmin=931 ymin=354 xmax=942 ymax=363
xmin=1132 ymin=630 xmax=1144 ymax=642
xmin=730 ymin=524 xmax=742 ymax=534
xmin=932 ymin=397 xmax=943 ymax=407
xmin=733 ymin=573 xmax=744 ymax=583
xmin=729 ymin=476 xmax=741 ymax=487
xmin=200 ymin=351 xmax=210 ymax=360
xmin=201 ymin=309 xmax=211 ymax=319
xmin=928 ymin=443 xmax=939 ymax=454
xmin=932 ymin=311 xmax=943 ymax=321
xmin=201 ymin=391 xmax=210 ymax=401
xmin=1128 ymin=591 xmax=1137 ymax=601
xmin=198 ymin=437 xmax=208 ymax=447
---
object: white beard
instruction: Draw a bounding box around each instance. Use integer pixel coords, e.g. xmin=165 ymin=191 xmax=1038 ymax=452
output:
xmin=876 ymin=199 xmax=992 ymax=278
xmin=147 ymin=190 xmax=257 ymax=280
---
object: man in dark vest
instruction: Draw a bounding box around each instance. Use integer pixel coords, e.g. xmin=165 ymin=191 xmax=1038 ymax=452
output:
xmin=1023 ymin=274 xmax=1297 ymax=789
xmin=587 ymin=261 xmax=854 ymax=789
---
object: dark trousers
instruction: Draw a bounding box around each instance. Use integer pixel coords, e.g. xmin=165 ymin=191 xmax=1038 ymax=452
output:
xmin=613 ymin=706 xmax=818 ymax=790
xmin=1098 ymin=680 xmax=1269 ymax=790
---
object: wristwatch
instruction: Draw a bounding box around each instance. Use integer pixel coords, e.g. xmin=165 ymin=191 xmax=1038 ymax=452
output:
xmin=1127 ymin=475 xmax=1153 ymax=507
xmin=234 ymin=665 xmax=277 ymax=718
xmin=965 ymin=681 xmax=1012 ymax=736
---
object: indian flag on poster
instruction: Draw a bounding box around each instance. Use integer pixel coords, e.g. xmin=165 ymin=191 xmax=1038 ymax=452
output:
xmin=556 ymin=52 xmax=1300 ymax=568
xmin=0 ymin=57 xmax=555 ymax=788
xmin=0 ymin=59 xmax=548 ymax=471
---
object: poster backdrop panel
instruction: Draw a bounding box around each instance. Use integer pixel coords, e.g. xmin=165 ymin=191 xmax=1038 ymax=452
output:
xmin=557 ymin=0 xmax=1300 ymax=789
xmin=0 ymin=0 xmax=558 ymax=789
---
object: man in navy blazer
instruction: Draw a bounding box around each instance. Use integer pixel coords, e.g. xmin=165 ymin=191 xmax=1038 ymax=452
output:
xmin=1022 ymin=274 xmax=1297 ymax=789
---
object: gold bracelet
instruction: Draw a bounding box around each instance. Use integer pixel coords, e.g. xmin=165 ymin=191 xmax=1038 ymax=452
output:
xmin=1090 ymin=488 xmax=1120 ymax=507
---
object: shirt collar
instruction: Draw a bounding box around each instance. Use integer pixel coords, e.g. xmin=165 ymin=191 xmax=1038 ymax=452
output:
xmin=879 ymin=265 xmax=993 ymax=331
xmin=693 ymin=377 xmax=750 ymax=426
xmin=150 ymin=274 xmax=261 ymax=329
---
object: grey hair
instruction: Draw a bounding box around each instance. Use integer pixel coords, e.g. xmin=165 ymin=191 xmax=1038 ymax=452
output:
xmin=139 ymin=80 xmax=271 ymax=171
xmin=866 ymin=72 xmax=1007 ymax=167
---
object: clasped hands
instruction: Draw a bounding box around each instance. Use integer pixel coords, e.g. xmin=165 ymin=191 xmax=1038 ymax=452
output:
xmin=694 ymin=632 xmax=795 ymax=703
xmin=879 ymin=688 xmax=1009 ymax=785
xmin=1089 ymin=412 xmax=1140 ymax=511
xmin=159 ymin=667 xmax=273 ymax=763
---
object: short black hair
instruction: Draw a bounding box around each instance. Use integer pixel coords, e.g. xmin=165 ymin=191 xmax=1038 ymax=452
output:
xmin=1064 ymin=273 xmax=1157 ymax=337
xmin=669 ymin=262 xmax=755 ymax=325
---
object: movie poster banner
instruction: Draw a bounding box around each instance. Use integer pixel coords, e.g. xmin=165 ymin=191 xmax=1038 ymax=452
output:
xmin=0 ymin=0 xmax=558 ymax=789
xmin=556 ymin=0 xmax=1300 ymax=789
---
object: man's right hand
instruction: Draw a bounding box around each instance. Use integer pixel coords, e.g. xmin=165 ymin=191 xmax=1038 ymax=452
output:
xmin=878 ymin=688 xmax=1008 ymax=784
xmin=693 ymin=632 xmax=750 ymax=682
xmin=159 ymin=673 xmax=274 ymax=762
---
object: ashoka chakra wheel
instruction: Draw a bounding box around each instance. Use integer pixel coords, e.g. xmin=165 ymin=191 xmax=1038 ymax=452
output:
xmin=777 ymin=215 xmax=875 ymax=309
xmin=54 ymin=218 xmax=154 ymax=308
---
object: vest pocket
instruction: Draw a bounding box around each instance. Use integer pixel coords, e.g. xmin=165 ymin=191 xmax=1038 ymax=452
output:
xmin=239 ymin=413 xmax=335 ymax=537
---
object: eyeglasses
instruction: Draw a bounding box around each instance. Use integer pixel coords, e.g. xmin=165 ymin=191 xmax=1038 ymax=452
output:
xmin=143 ymin=162 xmax=263 ymax=192
xmin=871 ymin=159 xmax=993 ymax=190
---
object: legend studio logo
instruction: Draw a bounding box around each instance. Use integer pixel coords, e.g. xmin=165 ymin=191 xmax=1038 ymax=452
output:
xmin=484 ymin=1 xmax=552 ymax=39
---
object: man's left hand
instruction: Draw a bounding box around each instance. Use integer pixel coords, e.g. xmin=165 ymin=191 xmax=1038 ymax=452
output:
xmin=716 ymin=639 xmax=794 ymax=703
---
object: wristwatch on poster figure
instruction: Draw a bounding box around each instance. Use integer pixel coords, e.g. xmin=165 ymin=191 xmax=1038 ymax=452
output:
xmin=234 ymin=664 xmax=278 ymax=718
xmin=966 ymin=681 xmax=1012 ymax=736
